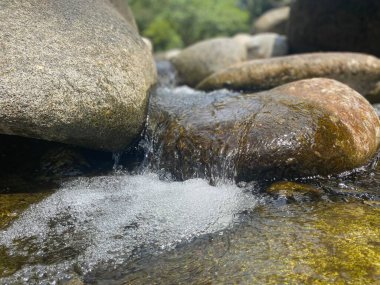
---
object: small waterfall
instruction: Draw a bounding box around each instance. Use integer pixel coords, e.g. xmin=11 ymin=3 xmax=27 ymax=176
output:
xmin=140 ymin=85 xmax=243 ymax=184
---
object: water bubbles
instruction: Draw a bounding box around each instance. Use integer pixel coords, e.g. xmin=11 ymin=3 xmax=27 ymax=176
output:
xmin=0 ymin=172 xmax=258 ymax=284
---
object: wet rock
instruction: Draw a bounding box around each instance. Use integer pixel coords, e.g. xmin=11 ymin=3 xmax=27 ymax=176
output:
xmin=197 ymin=53 xmax=380 ymax=102
xmin=149 ymin=79 xmax=380 ymax=182
xmin=266 ymin=181 xmax=323 ymax=199
xmin=233 ymin=33 xmax=288 ymax=59
xmin=171 ymin=38 xmax=247 ymax=87
xmin=288 ymin=0 xmax=380 ymax=57
xmin=0 ymin=0 xmax=157 ymax=151
xmin=252 ymin=6 xmax=290 ymax=35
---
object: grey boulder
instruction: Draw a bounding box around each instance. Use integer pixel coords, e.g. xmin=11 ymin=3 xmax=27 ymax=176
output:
xmin=171 ymin=38 xmax=247 ymax=87
xmin=0 ymin=0 xmax=157 ymax=151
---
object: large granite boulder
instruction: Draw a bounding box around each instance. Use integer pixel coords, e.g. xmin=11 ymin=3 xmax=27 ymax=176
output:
xmin=252 ymin=6 xmax=290 ymax=35
xmin=171 ymin=38 xmax=247 ymax=87
xmin=0 ymin=0 xmax=156 ymax=151
xmin=288 ymin=0 xmax=380 ymax=57
xmin=197 ymin=53 xmax=380 ymax=102
xmin=149 ymin=79 xmax=380 ymax=182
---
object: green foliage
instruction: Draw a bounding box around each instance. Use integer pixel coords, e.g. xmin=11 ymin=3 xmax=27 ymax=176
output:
xmin=129 ymin=0 xmax=250 ymax=51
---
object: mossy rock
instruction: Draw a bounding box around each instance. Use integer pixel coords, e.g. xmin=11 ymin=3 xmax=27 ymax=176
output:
xmin=266 ymin=181 xmax=323 ymax=199
xmin=149 ymin=79 xmax=380 ymax=182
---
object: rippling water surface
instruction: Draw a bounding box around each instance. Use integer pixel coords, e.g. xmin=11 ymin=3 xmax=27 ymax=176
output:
xmin=1 ymin=83 xmax=379 ymax=284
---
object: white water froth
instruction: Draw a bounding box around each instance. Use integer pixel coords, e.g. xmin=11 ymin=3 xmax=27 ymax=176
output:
xmin=0 ymin=172 xmax=258 ymax=284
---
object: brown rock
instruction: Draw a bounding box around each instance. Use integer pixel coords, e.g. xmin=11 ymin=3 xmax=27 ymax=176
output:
xmin=266 ymin=181 xmax=323 ymax=199
xmin=149 ymin=79 xmax=380 ymax=181
xmin=197 ymin=52 xmax=380 ymax=103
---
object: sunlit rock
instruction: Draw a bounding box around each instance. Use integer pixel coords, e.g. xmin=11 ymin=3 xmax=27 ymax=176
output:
xmin=0 ymin=0 xmax=156 ymax=151
xmin=171 ymin=38 xmax=247 ymax=87
xmin=197 ymin=52 xmax=380 ymax=102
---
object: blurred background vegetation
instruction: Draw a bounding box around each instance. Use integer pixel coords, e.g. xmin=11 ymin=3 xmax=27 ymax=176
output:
xmin=128 ymin=0 xmax=291 ymax=51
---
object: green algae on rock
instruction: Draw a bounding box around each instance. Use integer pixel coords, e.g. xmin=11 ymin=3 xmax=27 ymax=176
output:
xmin=266 ymin=181 xmax=323 ymax=199
xmin=0 ymin=0 xmax=156 ymax=151
xmin=197 ymin=52 xmax=380 ymax=103
xmin=149 ymin=79 xmax=380 ymax=182
xmin=0 ymin=193 xmax=52 ymax=230
xmin=113 ymin=202 xmax=380 ymax=285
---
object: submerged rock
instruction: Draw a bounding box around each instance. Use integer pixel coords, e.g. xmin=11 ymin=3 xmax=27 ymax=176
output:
xmin=171 ymin=38 xmax=247 ymax=87
xmin=148 ymin=79 xmax=380 ymax=181
xmin=233 ymin=33 xmax=288 ymax=60
xmin=197 ymin=53 xmax=380 ymax=102
xmin=252 ymin=6 xmax=290 ymax=35
xmin=266 ymin=181 xmax=323 ymax=200
xmin=0 ymin=0 xmax=156 ymax=151
xmin=288 ymin=0 xmax=380 ymax=57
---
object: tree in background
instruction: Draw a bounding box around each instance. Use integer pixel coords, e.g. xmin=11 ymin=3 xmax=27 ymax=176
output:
xmin=129 ymin=0 xmax=249 ymax=51
xmin=128 ymin=0 xmax=290 ymax=51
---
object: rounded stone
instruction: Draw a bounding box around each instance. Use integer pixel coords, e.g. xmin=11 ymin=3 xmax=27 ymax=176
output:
xmin=197 ymin=52 xmax=380 ymax=103
xmin=0 ymin=0 xmax=157 ymax=151
xmin=149 ymin=79 xmax=380 ymax=181
xmin=171 ymin=38 xmax=247 ymax=87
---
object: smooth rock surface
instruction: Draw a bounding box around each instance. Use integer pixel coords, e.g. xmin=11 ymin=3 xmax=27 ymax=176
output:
xmin=149 ymin=79 xmax=380 ymax=181
xmin=197 ymin=53 xmax=380 ymax=102
xmin=233 ymin=33 xmax=288 ymax=59
xmin=252 ymin=6 xmax=290 ymax=35
xmin=171 ymin=38 xmax=247 ymax=87
xmin=288 ymin=0 xmax=380 ymax=57
xmin=0 ymin=0 xmax=156 ymax=151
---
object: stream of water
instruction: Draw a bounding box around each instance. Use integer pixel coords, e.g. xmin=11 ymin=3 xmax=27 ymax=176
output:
xmin=0 ymin=64 xmax=379 ymax=284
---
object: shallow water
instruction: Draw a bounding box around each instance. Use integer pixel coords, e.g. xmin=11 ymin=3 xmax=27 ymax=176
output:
xmin=1 ymin=84 xmax=380 ymax=284
xmin=1 ymin=165 xmax=379 ymax=284
xmin=0 ymin=172 xmax=259 ymax=284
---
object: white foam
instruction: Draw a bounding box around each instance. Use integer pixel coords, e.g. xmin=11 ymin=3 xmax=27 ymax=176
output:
xmin=0 ymin=172 xmax=258 ymax=284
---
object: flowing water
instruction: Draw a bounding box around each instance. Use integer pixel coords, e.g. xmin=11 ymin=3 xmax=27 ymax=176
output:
xmin=0 ymin=64 xmax=379 ymax=284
